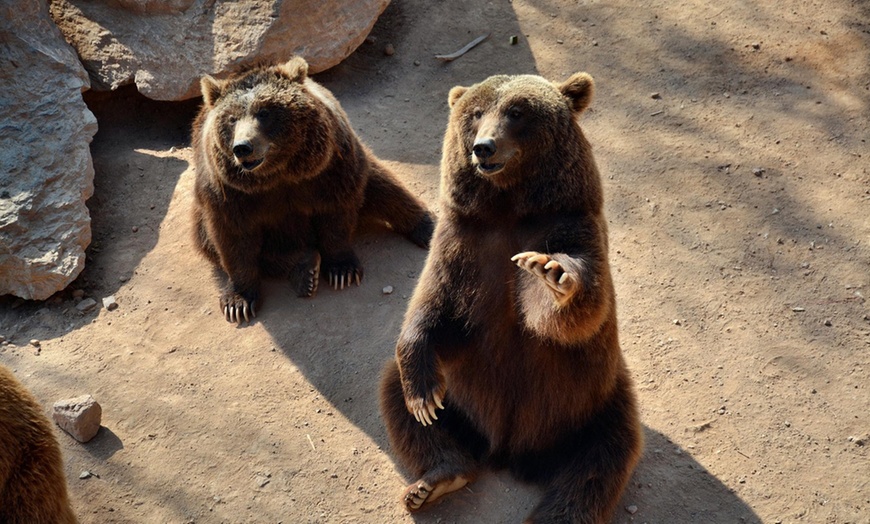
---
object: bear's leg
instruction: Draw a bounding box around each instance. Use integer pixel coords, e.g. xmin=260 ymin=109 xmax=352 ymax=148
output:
xmin=520 ymin=378 xmax=642 ymax=524
xmin=192 ymin=207 xmax=220 ymax=266
xmin=380 ymin=360 xmax=487 ymax=511
xmin=362 ymin=164 xmax=435 ymax=248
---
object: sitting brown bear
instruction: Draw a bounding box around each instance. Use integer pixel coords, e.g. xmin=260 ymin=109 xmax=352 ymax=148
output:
xmin=191 ymin=57 xmax=434 ymax=323
xmin=379 ymin=72 xmax=642 ymax=523
xmin=0 ymin=364 xmax=78 ymax=523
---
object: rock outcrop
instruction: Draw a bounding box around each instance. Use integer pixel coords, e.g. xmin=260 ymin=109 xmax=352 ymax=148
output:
xmin=0 ymin=0 xmax=97 ymax=300
xmin=50 ymin=0 xmax=391 ymax=101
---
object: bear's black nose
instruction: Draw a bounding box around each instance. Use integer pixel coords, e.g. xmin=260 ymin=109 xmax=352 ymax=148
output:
xmin=233 ymin=141 xmax=254 ymax=158
xmin=472 ymin=138 xmax=496 ymax=160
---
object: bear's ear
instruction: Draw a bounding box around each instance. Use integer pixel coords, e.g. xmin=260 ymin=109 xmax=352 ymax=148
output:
xmin=277 ymin=56 xmax=309 ymax=83
xmin=558 ymin=72 xmax=594 ymax=114
xmin=448 ymin=86 xmax=468 ymax=108
xmin=200 ymin=75 xmax=224 ymax=108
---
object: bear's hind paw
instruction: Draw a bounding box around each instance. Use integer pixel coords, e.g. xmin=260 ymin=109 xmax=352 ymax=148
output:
xmin=402 ymin=475 xmax=469 ymax=511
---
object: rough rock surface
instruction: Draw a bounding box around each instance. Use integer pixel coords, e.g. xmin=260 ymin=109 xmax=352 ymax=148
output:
xmin=52 ymin=394 xmax=103 ymax=443
xmin=49 ymin=0 xmax=391 ymax=101
xmin=0 ymin=0 xmax=97 ymax=301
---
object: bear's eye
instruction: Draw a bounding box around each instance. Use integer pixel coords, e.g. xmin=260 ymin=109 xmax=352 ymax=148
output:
xmin=507 ymin=107 xmax=523 ymax=120
xmin=256 ymin=108 xmax=270 ymax=120
xmin=228 ymin=115 xmax=238 ymax=124
xmin=472 ymin=108 xmax=483 ymax=120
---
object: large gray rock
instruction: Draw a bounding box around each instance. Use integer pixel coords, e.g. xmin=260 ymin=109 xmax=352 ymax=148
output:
xmin=0 ymin=0 xmax=97 ymax=301
xmin=49 ymin=0 xmax=391 ymax=101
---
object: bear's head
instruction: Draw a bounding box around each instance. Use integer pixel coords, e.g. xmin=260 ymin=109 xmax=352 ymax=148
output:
xmin=444 ymin=72 xmax=595 ymax=191
xmin=199 ymin=57 xmax=340 ymax=192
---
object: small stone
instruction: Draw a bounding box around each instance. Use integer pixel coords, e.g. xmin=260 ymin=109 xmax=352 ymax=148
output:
xmin=413 ymin=60 xmax=420 ymax=66
xmin=102 ymin=295 xmax=118 ymax=311
xmin=383 ymin=43 xmax=395 ymax=56
xmin=556 ymin=39 xmax=564 ymax=44
xmin=753 ymin=167 xmax=765 ymax=176
xmin=131 ymin=226 xmax=139 ymax=233
xmin=751 ymin=42 xmax=761 ymax=50
xmin=791 ymin=306 xmax=805 ymax=312
xmin=673 ymin=319 xmax=681 ymax=325
xmin=30 ymin=339 xmax=40 ymax=347
xmin=823 ymin=319 xmax=832 ymax=326
xmin=784 ymin=421 xmax=791 ymax=427
xmin=650 ymin=92 xmax=661 ymax=99
xmin=79 ymin=471 xmax=92 ymax=479
xmin=53 ymin=395 xmax=102 ymax=443
xmin=382 ymin=285 xmax=394 ymax=295
xmin=625 ymin=505 xmax=638 ymax=515
xmin=76 ymin=298 xmax=98 ymax=313
xmin=509 ymin=35 xmax=518 ymax=45
xmin=72 ymin=289 xmax=85 ymax=299
xmin=0 ymin=335 xmax=5 ymax=343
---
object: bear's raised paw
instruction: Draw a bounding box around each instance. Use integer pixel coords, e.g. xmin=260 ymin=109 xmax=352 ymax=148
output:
xmin=512 ymin=251 xmax=581 ymax=305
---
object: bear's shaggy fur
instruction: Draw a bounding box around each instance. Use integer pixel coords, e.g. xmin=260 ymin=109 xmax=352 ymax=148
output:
xmin=380 ymin=72 xmax=642 ymax=523
xmin=0 ymin=364 xmax=77 ymax=524
xmin=191 ymin=57 xmax=434 ymax=323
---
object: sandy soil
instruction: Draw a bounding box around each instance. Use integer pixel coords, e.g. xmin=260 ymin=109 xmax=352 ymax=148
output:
xmin=2 ymin=0 xmax=869 ymax=522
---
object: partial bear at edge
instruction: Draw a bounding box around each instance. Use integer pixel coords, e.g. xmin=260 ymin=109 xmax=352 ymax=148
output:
xmin=0 ymin=364 xmax=78 ymax=524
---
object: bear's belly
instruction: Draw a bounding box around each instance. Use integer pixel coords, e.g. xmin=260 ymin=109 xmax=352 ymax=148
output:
xmin=445 ymin=327 xmax=598 ymax=454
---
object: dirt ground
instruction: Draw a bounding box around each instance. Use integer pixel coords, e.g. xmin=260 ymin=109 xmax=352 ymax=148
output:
xmin=2 ymin=0 xmax=869 ymax=522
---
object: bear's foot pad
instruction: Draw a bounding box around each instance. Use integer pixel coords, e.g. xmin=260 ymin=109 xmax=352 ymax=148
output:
xmin=403 ymin=475 xmax=469 ymax=511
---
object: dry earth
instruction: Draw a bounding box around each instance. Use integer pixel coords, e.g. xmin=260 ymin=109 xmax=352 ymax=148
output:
xmin=2 ymin=0 xmax=869 ymax=522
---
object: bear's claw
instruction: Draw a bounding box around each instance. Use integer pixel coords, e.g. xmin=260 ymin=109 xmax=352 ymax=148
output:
xmin=220 ymin=292 xmax=256 ymax=324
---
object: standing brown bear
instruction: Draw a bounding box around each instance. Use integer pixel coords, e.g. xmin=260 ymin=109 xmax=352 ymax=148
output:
xmin=192 ymin=57 xmax=435 ymax=323
xmin=0 ymin=364 xmax=78 ymax=524
xmin=379 ymin=72 xmax=643 ymax=523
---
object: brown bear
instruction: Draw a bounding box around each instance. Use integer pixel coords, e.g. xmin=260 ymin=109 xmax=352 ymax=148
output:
xmin=191 ymin=57 xmax=435 ymax=323
xmin=379 ymin=71 xmax=643 ymax=523
xmin=0 ymin=364 xmax=78 ymax=524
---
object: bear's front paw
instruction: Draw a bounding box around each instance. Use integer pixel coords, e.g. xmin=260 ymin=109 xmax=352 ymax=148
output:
xmin=322 ymin=253 xmax=363 ymax=291
xmin=290 ymin=250 xmax=322 ymax=298
xmin=404 ymin=389 xmax=445 ymax=427
xmin=511 ymin=251 xmax=581 ymax=304
xmin=220 ymin=289 xmax=258 ymax=324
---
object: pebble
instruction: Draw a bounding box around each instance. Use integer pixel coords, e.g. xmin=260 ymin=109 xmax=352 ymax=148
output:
xmin=76 ymin=298 xmax=98 ymax=313
xmin=650 ymin=92 xmax=661 ymax=99
xmin=625 ymin=505 xmax=638 ymax=515
xmin=72 ymin=289 xmax=85 ymax=299
xmin=791 ymin=306 xmax=805 ymax=312
xmin=753 ymin=167 xmax=765 ymax=176
xmin=131 ymin=226 xmax=139 ymax=233
xmin=102 ymin=295 xmax=119 ymax=311
xmin=384 ymin=43 xmax=395 ymax=56
xmin=30 ymin=339 xmax=40 ymax=347
xmin=79 ymin=471 xmax=92 ymax=479
xmin=751 ymin=42 xmax=761 ymax=50
xmin=0 ymin=335 xmax=5 ymax=343
xmin=382 ymin=286 xmax=394 ymax=295
xmin=823 ymin=319 xmax=832 ymax=326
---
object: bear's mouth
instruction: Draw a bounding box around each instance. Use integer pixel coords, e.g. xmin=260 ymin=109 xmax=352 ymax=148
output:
xmin=239 ymin=158 xmax=264 ymax=171
xmin=475 ymin=162 xmax=505 ymax=175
